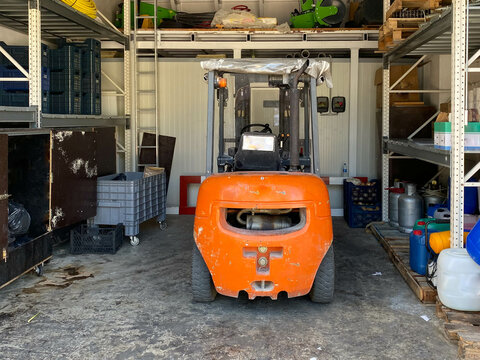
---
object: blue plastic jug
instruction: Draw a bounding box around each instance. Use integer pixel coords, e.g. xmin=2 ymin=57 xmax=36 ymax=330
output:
xmin=409 ymin=218 xmax=450 ymax=275
xmin=448 ymin=178 xmax=478 ymax=214
xmin=467 ymin=220 xmax=480 ymax=266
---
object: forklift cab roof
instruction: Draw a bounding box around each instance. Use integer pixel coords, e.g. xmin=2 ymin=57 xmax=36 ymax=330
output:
xmin=200 ymin=59 xmax=333 ymax=88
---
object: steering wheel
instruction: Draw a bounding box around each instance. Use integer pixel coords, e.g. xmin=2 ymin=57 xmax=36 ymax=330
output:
xmin=241 ymin=123 xmax=272 ymax=134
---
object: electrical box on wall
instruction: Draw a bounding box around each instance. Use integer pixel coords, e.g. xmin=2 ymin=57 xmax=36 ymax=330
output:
xmin=317 ymin=96 xmax=329 ymax=113
xmin=332 ymin=96 xmax=346 ymax=113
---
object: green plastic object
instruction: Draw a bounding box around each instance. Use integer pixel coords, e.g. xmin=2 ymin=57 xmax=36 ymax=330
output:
xmin=291 ymin=0 xmax=339 ymax=28
xmin=412 ymin=218 xmax=450 ymax=232
xmin=115 ymin=1 xmax=176 ymax=29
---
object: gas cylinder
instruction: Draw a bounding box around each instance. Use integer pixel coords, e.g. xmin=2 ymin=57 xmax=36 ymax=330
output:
xmin=388 ymin=187 xmax=405 ymax=228
xmin=398 ymin=183 xmax=423 ymax=234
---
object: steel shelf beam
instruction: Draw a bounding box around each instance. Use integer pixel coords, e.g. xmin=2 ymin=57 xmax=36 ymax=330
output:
xmin=0 ymin=106 xmax=36 ymax=123
xmin=0 ymin=0 xmax=127 ymax=44
xmin=386 ymin=139 xmax=450 ymax=167
xmin=41 ymin=115 xmax=128 ymax=128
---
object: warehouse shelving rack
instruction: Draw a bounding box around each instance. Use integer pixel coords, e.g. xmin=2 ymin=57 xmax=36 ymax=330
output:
xmin=381 ymin=1 xmax=480 ymax=248
xmin=0 ymin=0 xmax=132 ymax=170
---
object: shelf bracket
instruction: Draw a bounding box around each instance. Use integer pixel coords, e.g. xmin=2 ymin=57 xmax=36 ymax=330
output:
xmin=407 ymin=110 xmax=439 ymax=140
xmin=389 ymin=55 xmax=426 ymax=91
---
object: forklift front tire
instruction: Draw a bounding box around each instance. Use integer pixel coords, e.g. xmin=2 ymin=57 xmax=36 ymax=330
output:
xmin=192 ymin=244 xmax=217 ymax=302
xmin=309 ymin=245 xmax=335 ymax=303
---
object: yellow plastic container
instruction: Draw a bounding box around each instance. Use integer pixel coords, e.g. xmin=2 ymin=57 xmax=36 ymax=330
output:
xmin=429 ymin=231 xmax=468 ymax=254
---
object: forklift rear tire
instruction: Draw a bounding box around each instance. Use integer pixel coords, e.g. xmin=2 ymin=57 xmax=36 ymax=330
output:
xmin=192 ymin=244 xmax=217 ymax=302
xmin=309 ymin=245 xmax=335 ymax=303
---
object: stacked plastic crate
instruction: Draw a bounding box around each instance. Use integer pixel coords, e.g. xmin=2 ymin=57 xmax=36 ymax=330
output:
xmin=49 ymin=46 xmax=82 ymax=114
xmin=76 ymin=39 xmax=101 ymax=115
xmin=343 ymin=178 xmax=382 ymax=228
xmin=0 ymin=42 xmax=50 ymax=111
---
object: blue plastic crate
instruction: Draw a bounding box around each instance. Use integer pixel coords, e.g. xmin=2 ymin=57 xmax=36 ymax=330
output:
xmin=72 ymin=38 xmax=101 ymax=55
xmin=344 ymin=203 xmax=381 ymax=228
xmin=94 ymin=172 xmax=167 ymax=237
xmin=50 ymin=69 xmax=81 ymax=93
xmin=0 ymin=42 xmax=49 ymax=68
xmin=49 ymin=46 xmax=81 ymax=71
xmin=0 ymin=66 xmax=50 ymax=91
xmin=82 ymin=53 xmax=101 ymax=74
xmin=82 ymin=73 xmax=101 ymax=94
xmin=50 ymin=91 xmax=81 ymax=114
xmin=343 ymin=178 xmax=380 ymax=206
xmin=0 ymin=90 xmax=50 ymax=111
xmin=82 ymin=92 xmax=101 ymax=115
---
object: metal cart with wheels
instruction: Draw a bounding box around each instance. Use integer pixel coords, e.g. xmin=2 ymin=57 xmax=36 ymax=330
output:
xmin=93 ymin=171 xmax=167 ymax=246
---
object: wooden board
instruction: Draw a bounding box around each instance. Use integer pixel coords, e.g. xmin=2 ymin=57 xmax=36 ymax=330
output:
xmin=370 ymin=223 xmax=437 ymax=303
xmin=0 ymin=134 xmax=7 ymax=261
xmin=139 ymin=133 xmax=176 ymax=190
xmin=436 ymin=299 xmax=480 ymax=359
xmin=386 ymin=0 xmax=441 ymax=20
xmin=49 ymin=130 xmax=97 ymax=230
xmin=93 ymin=127 xmax=116 ymax=177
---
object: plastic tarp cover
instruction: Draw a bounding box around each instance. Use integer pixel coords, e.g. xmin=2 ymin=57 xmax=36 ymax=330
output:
xmin=200 ymin=59 xmax=333 ymax=87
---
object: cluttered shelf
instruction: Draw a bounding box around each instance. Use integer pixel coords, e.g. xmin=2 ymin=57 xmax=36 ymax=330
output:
xmin=381 ymin=5 xmax=480 ymax=62
xmin=0 ymin=0 xmax=127 ymax=43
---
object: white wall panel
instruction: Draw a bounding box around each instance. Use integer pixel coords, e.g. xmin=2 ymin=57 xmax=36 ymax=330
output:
xmin=131 ymin=58 xmax=380 ymax=211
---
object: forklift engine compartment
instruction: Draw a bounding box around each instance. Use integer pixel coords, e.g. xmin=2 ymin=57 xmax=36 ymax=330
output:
xmin=225 ymin=208 xmax=304 ymax=232
xmin=192 ymin=59 xmax=335 ymax=302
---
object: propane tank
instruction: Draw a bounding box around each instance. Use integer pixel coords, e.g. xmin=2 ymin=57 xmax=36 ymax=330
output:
xmin=398 ymin=183 xmax=423 ymax=234
xmin=423 ymin=180 xmax=445 ymax=215
xmin=388 ymin=187 xmax=405 ymax=228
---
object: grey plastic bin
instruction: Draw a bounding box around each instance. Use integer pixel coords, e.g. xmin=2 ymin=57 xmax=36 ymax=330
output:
xmin=93 ymin=172 xmax=166 ymax=239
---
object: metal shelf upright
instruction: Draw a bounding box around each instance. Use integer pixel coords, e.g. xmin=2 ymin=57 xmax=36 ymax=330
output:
xmin=0 ymin=0 xmax=133 ymax=170
xmin=382 ymin=1 xmax=480 ymax=248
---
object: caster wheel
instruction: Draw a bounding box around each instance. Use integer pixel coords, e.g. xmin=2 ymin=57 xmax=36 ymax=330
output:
xmin=130 ymin=236 xmax=140 ymax=246
xmin=159 ymin=221 xmax=167 ymax=231
xmin=34 ymin=264 xmax=44 ymax=277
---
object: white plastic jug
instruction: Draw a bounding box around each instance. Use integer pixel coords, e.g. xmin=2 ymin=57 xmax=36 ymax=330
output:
xmin=437 ymin=248 xmax=480 ymax=311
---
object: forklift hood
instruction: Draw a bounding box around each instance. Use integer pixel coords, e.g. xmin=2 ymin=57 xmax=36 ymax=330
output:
xmin=200 ymin=58 xmax=333 ymax=88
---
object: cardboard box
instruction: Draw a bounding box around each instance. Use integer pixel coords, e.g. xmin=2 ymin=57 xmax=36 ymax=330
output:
xmin=375 ymin=66 xmax=420 ymax=108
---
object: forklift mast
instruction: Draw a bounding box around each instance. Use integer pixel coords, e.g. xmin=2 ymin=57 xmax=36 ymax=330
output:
xmin=204 ymin=61 xmax=322 ymax=176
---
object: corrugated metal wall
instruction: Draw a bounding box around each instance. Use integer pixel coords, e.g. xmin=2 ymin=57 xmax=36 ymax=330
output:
xmin=102 ymin=58 xmax=381 ymax=211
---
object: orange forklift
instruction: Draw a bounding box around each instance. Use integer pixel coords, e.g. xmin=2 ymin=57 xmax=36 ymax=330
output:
xmin=192 ymin=59 xmax=334 ymax=302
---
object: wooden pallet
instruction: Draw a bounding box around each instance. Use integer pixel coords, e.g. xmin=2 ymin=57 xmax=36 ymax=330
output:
xmin=436 ymin=298 xmax=480 ymax=359
xmin=386 ymin=0 xmax=441 ymax=20
xmin=369 ymin=223 xmax=437 ymax=303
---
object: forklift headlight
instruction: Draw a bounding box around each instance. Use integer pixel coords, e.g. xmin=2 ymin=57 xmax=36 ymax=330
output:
xmin=242 ymin=135 xmax=275 ymax=152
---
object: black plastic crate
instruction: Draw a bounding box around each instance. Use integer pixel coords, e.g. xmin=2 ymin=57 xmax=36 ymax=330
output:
xmin=0 ymin=90 xmax=50 ymax=111
xmin=49 ymin=46 xmax=81 ymax=71
xmin=0 ymin=42 xmax=49 ymax=68
xmin=50 ymin=91 xmax=81 ymax=114
xmin=82 ymin=93 xmax=101 ymax=115
xmin=50 ymin=69 xmax=81 ymax=93
xmin=70 ymin=224 xmax=123 ymax=255
xmin=82 ymin=73 xmax=101 ymax=93
xmin=0 ymin=66 xmax=50 ymax=91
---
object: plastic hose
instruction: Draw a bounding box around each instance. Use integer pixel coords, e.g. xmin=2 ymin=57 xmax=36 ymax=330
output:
xmin=61 ymin=0 xmax=97 ymax=19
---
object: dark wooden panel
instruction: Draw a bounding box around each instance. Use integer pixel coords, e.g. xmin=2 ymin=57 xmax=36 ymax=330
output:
xmin=49 ymin=130 xmax=97 ymax=230
xmin=0 ymin=134 xmax=7 ymax=260
xmin=94 ymin=127 xmax=116 ymax=177
xmin=0 ymin=232 xmax=52 ymax=288
xmin=139 ymin=134 xmax=176 ymax=190
xmin=8 ymin=135 xmax=50 ymax=238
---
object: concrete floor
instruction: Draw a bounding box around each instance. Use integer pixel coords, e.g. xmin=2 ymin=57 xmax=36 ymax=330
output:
xmin=0 ymin=216 xmax=456 ymax=360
